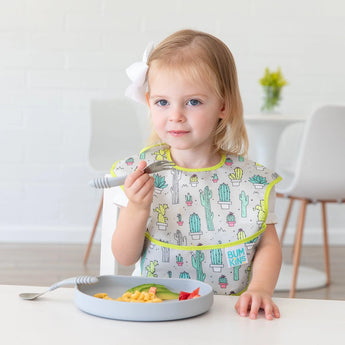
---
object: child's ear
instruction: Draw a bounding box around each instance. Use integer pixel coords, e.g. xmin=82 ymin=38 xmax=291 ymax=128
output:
xmin=219 ymin=103 xmax=226 ymax=119
xmin=145 ymin=93 xmax=150 ymax=108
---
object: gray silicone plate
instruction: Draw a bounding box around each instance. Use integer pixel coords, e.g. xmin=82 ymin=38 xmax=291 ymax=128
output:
xmin=75 ymin=275 xmax=214 ymax=321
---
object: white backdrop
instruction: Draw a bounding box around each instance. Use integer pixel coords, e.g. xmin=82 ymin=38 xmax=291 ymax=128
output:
xmin=0 ymin=0 xmax=344 ymax=243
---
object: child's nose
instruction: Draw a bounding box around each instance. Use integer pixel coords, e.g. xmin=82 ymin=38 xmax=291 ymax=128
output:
xmin=169 ymin=105 xmax=185 ymax=122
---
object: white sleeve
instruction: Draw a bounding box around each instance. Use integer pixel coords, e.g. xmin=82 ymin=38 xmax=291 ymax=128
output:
xmin=265 ymin=185 xmax=278 ymax=224
xmin=113 ymin=186 xmax=128 ymax=208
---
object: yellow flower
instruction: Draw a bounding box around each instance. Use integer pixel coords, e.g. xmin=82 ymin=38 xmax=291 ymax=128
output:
xmin=259 ymin=67 xmax=287 ymax=88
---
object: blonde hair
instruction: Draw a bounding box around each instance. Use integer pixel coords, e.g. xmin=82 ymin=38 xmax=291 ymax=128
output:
xmin=146 ymin=29 xmax=248 ymax=156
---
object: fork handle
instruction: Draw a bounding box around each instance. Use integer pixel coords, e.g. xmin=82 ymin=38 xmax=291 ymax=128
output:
xmin=89 ymin=175 xmax=127 ymax=189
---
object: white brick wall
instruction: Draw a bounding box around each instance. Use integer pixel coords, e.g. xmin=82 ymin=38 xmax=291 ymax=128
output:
xmin=1 ymin=0 xmax=345 ymax=243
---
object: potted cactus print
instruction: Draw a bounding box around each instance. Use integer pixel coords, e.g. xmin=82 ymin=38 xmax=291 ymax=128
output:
xmin=226 ymin=212 xmax=236 ymax=227
xmin=154 ymin=149 xmax=166 ymax=161
xmin=179 ymin=271 xmax=191 ymax=279
xmin=154 ymin=174 xmax=168 ymax=193
xmin=212 ymin=173 xmax=219 ymax=183
xmin=154 ymin=204 xmax=168 ymax=230
xmin=185 ymin=193 xmax=193 ymax=206
xmin=229 ymin=167 xmax=243 ymax=186
xmin=237 ymin=228 xmax=246 ymax=241
xmin=225 ymin=157 xmax=233 ymax=166
xmin=249 ymin=175 xmax=268 ymax=189
xmin=177 ymin=213 xmax=184 ymax=226
xmin=255 ymin=162 xmax=264 ymax=170
xmin=219 ymin=275 xmax=228 ymax=288
xmin=176 ymin=253 xmax=183 ymax=266
xmin=217 ymin=183 xmax=231 ymax=209
xmin=125 ymin=157 xmax=134 ymax=166
xmin=255 ymin=200 xmax=266 ymax=226
xmin=189 ymin=213 xmax=202 ymax=240
xmin=210 ymin=242 xmax=224 ymax=272
xmin=190 ymin=174 xmax=199 ymax=187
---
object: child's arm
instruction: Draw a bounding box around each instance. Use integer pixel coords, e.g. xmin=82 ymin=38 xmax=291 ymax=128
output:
xmin=235 ymin=224 xmax=282 ymax=320
xmin=111 ymin=161 xmax=154 ymax=266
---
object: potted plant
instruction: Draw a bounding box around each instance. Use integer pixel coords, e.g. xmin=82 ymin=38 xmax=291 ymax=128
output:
xmin=259 ymin=67 xmax=287 ymax=113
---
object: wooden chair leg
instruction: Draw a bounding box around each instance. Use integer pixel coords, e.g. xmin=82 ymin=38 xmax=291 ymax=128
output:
xmin=83 ymin=193 xmax=104 ymax=265
xmin=321 ymin=201 xmax=331 ymax=286
xmin=280 ymin=198 xmax=294 ymax=244
xmin=290 ymin=199 xmax=308 ymax=298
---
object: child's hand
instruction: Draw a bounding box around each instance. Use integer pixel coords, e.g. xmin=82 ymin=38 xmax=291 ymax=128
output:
xmin=235 ymin=289 xmax=280 ymax=320
xmin=124 ymin=161 xmax=154 ymax=209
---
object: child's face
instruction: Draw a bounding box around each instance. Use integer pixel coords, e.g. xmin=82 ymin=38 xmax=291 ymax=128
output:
xmin=147 ymin=65 xmax=225 ymax=154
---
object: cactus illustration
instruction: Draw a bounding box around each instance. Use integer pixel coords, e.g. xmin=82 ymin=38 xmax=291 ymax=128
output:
xmin=154 ymin=149 xmax=166 ymax=161
xmin=176 ymin=213 xmax=184 ymax=226
xmin=218 ymin=183 xmax=231 ymax=209
xmin=154 ymin=174 xmax=168 ymax=192
xmin=210 ymin=242 xmax=224 ymax=272
xmin=233 ymin=265 xmax=240 ymax=281
xmin=185 ymin=193 xmax=193 ymax=206
xmin=171 ymin=169 xmax=182 ymax=204
xmin=168 ymin=270 xmax=172 ymax=278
xmin=228 ymin=167 xmax=243 ymax=186
xmin=200 ymin=186 xmax=214 ymax=231
xmin=255 ymin=199 xmax=267 ymax=225
xmin=146 ymin=260 xmax=158 ymax=277
xmin=238 ymin=156 xmax=244 ymax=162
xmin=212 ymin=173 xmax=219 ymax=183
xmin=174 ymin=229 xmax=187 ymax=246
xmin=239 ymin=190 xmax=249 ymax=217
xmin=176 ymin=253 xmax=183 ymax=266
xmin=225 ymin=157 xmax=233 ymax=166
xmin=125 ymin=157 xmax=134 ymax=165
xmin=226 ymin=212 xmax=236 ymax=227
xmin=190 ymin=174 xmax=199 ymax=187
xmin=249 ymin=175 xmax=268 ymax=188
xmin=192 ymin=250 xmax=206 ymax=282
xmin=189 ymin=213 xmax=202 ymax=239
xmin=161 ymin=242 xmax=170 ymax=262
xmin=139 ymin=152 xmax=146 ymax=160
xmin=179 ymin=271 xmax=191 ymax=279
xmin=219 ymin=275 xmax=228 ymax=288
xmin=154 ymin=204 xmax=168 ymax=230
xmin=237 ymin=228 xmax=246 ymax=241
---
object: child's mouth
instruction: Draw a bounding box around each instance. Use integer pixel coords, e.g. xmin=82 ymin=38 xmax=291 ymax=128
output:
xmin=168 ymin=130 xmax=189 ymax=137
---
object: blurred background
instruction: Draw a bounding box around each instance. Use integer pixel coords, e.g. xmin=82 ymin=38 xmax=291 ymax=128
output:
xmin=0 ymin=0 xmax=344 ymax=248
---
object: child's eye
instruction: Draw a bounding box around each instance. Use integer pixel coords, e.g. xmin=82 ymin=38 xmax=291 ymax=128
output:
xmin=187 ymin=99 xmax=201 ymax=106
xmin=156 ymin=99 xmax=168 ymax=106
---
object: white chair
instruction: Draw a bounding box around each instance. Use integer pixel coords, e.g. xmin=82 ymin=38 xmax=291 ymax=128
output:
xmin=83 ymin=98 xmax=147 ymax=264
xmin=275 ymin=105 xmax=345 ymax=297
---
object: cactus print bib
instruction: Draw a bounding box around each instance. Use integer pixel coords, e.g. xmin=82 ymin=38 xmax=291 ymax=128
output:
xmin=111 ymin=145 xmax=281 ymax=295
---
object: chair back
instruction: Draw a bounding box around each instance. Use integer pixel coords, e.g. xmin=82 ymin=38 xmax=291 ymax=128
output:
xmin=277 ymin=105 xmax=345 ymax=200
xmin=89 ymin=99 xmax=147 ymax=172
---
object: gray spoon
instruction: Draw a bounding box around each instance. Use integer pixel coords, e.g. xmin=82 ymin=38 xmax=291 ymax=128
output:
xmin=19 ymin=275 xmax=99 ymax=300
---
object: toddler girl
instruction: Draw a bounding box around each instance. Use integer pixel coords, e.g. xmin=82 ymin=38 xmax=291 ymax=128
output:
xmin=111 ymin=29 xmax=282 ymax=320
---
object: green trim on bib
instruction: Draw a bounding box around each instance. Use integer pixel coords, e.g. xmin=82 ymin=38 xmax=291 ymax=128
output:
xmin=263 ymin=175 xmax=283 ymax=223
xmin=145 ymin=226 xmax=266 ymax=251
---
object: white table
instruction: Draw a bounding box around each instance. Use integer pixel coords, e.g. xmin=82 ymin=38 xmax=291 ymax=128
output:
xmin=244 ymin=114 xmax=305 ymax=169
xmin=2 ymin=284 xmax=345 ymax=344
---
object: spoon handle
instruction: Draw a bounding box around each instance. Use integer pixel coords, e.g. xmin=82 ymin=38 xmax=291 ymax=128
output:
xmin=48 ymin=276 xmax=99 ymax=292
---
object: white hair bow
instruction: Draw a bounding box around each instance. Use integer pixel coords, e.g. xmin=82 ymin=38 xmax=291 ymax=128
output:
xmin=125 ymin=42 xmax=155 ymax=105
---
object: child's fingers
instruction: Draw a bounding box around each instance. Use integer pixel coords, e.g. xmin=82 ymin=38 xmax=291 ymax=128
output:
xmin=248 ymin=296 xmax=261 ymax=319
xmin=136 ymin=160 xmax=147 ymax=172
xmin=235 ymin=293 xmax=251 ymax=317
xmin=125 ymin=161 xmax=148 ymax=188
xmin=272 ymin=302 xmax=280 ymax=318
